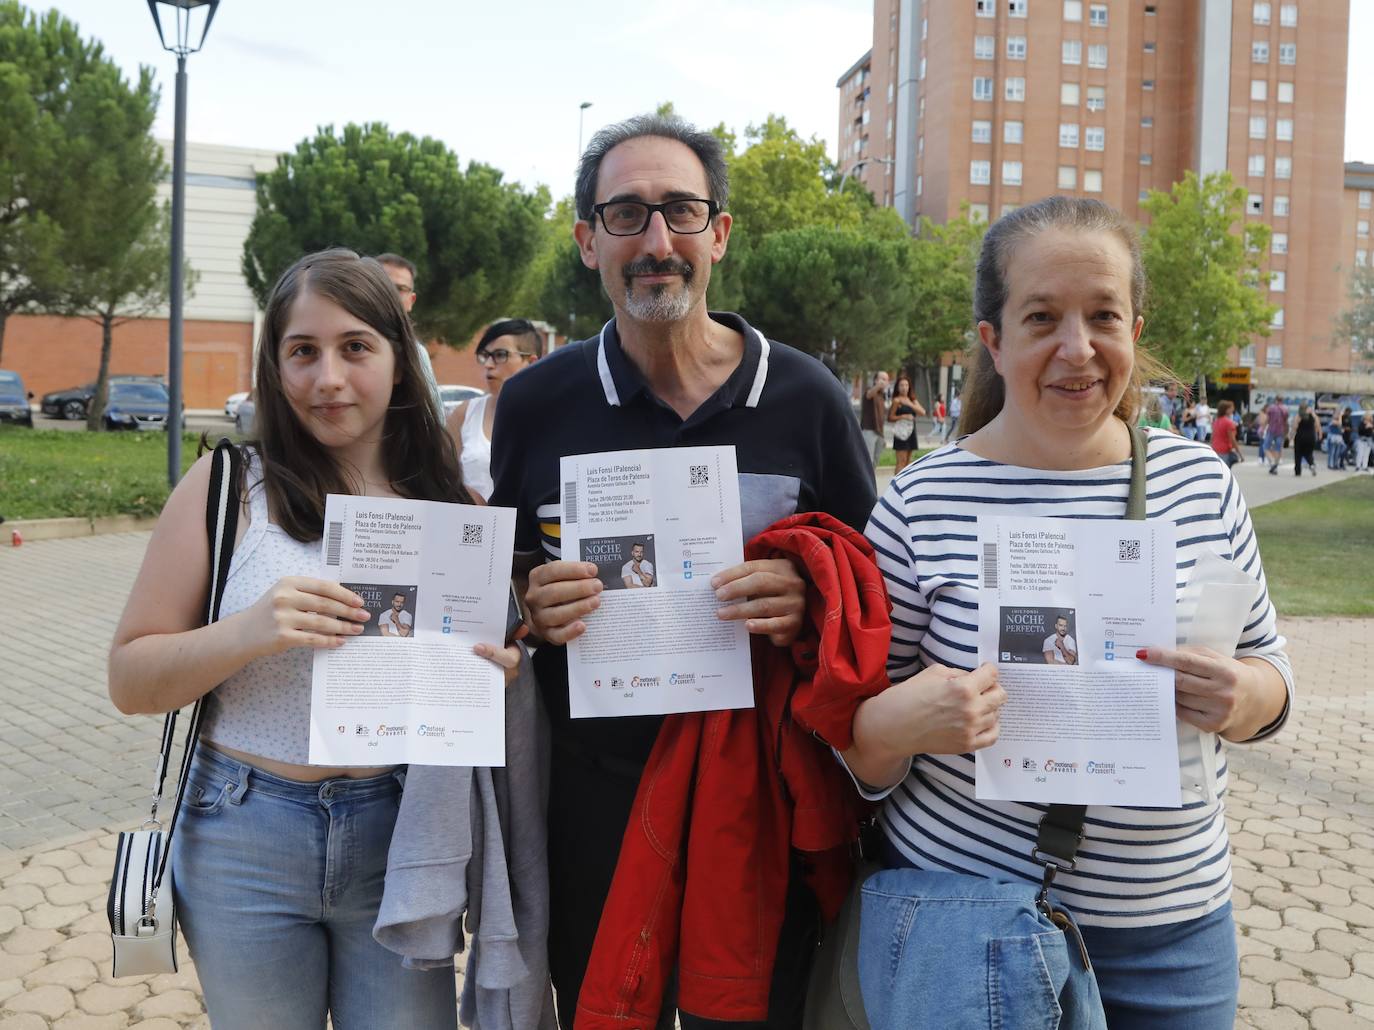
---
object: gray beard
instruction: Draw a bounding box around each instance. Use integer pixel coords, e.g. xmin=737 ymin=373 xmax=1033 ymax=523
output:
xmin=622 ymin=281 xmax=693 ymax=322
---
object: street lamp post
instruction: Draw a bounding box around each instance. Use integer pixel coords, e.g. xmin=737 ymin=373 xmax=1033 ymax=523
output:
xmin=836 ymin=155 xmax=895 ymax=196
xmin=577 ymin=101 xmax=593 ymax=159
xmin=146 ymin=0 xmax=219 ymax=488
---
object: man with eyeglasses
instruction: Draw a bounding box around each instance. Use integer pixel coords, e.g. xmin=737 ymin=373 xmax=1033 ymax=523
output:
xmin=374 ymin=252 xmax=443 ymax=413
xmin=490 ymin=113 xmax=875 ymax=1029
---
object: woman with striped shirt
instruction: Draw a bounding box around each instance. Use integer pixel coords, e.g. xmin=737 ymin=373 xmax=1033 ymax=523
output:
xmin=842 ymin=197 xmax=1293 ymax=1029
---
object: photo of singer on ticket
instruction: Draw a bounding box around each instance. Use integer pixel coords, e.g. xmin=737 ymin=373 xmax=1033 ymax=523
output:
xmin=560 ymin=445 xmax=754 ymax=718
xmin=308 ymin=494 xmax=515 ymax=767
xmin=974 ymin=514 xmax=1181 ymax=807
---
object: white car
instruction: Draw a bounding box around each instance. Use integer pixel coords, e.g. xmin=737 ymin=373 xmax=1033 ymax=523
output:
xmin=439 ymin=385 xmax=485 ymax=420
xmin=224 ymin=391 xmax=249 ymax=418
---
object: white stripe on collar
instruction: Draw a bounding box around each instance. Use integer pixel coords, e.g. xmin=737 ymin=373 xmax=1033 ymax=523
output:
xmin=595 ymin=320 xmax=620 ymax=406
xmin=744 ymin=326 xmax=770 ymax=408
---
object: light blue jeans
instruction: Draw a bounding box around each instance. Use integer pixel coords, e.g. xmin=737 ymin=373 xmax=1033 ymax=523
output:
xmin=171 ymin=745 xmax=456 ymax=1030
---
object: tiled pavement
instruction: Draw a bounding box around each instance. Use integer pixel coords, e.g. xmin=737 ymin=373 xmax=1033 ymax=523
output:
xmin=2 ymin=524 xmax=1371 ymax=1027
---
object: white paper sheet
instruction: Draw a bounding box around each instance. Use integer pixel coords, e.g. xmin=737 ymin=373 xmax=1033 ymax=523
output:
xmin=308 ymin=494 xmax=515 ymax=766
xmin=973 ymin=515 xmax=1181 ymax=807
xmin=560 ymin=446 xmax=754 ymax=718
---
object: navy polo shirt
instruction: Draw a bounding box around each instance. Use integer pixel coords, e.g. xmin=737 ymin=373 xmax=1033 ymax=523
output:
xmin=490 ymin=312 xmax=876 ymax=764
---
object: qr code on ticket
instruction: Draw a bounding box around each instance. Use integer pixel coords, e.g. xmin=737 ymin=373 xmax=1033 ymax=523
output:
xmin=1118 ymin=538 xmax=1142 ymax=562
xmin=463 ymin=523 xmax=483 ymax=545
xmin=689 ymin=464 xmax=710 ymax=487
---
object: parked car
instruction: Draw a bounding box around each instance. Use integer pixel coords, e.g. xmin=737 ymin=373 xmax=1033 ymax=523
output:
xmin=0 ymin=370 xmax=34 ymax=427
xmin=439 ymin=384 xmax=484 ymax=420
xmin=103 ymin=381 xmax=171 ymax=431
xmin=235 ymin=396 xmax=255 ymax=436
xmin=224 ymin=391 xmax=249 ymax=418
xmin=41 ymin=375 xmax=163 ymax=420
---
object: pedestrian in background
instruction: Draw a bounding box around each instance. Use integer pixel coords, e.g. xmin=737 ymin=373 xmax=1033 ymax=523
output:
xmin=375 ymin=253 xmax=443 ymax=413
xmin=1356 ymin=413 xmax=1374 ymax=472
xmin=1292 ymin=404 xmax=1318 ymax=477
xmin=932 ymin=392 xmax=947 ymax=439
xmin=1262 ymin=397 xmax=1289 ymax=475
xmin=1326 ymin=410 xmax=1347 ymax=470
xmin=1194 ymin=398 xmax=1213 ymax=443
xmin=944 ymin=390 xmax=962 ymax=441
xmin=1212 ymin=399 xmax=1242 ymax=468
xmin=860 ymin=370 xmax=890 ymax=469
xmin=888 ymin=374 xmax=925 ymax=470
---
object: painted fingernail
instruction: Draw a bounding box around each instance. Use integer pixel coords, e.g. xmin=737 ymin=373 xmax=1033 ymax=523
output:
xmin=1136 ymin=649 xmax=1149 ymax=660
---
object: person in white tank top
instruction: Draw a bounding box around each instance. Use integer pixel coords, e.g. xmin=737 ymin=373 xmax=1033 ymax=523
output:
xmin=108 ymin=249 xmax=525 ymax=1029
xmin=446 ymin=318 xmax=541 ymax=501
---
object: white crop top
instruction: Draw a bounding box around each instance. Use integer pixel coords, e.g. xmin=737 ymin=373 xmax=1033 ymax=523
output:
xmin=458 ymin=394 xmax=494 ymax=501
xmin=198 ymin=452 xmax=321 ymax=764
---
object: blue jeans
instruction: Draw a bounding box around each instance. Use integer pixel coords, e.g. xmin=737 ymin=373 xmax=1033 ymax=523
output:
xmin=1328 ymin=439 xmax=1346 ymax=468
xmin=171 ymin=745 xmax=456 ymax=1030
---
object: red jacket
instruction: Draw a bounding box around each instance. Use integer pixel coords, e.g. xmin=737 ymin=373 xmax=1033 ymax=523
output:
xmin=574 ymin=513 xmax=892 ymax=1028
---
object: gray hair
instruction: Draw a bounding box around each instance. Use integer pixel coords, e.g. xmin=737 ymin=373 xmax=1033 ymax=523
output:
xmin=972 ymin=195 xmax=1145 ymax=333
xmin=574 ymin=113 xmax=729 ymax=222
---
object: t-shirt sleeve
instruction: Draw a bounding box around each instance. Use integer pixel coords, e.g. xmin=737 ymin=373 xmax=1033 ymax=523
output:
xmin=864 ymin=478 xmax=932 ymax=683
xmin=488 ymin=376 xmax=541 ymax=556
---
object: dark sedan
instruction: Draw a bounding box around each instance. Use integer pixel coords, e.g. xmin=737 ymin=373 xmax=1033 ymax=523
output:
xmin=0 ymin=370 xmax=33 ymax=426
xmin=41 ymin=375 xmax=163 ymax=420
xmin=104 ymin=381 xmax=171 ymax=431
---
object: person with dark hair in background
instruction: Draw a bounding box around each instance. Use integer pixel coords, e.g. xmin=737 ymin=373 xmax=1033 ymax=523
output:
xmin=1293 ymin=404 xmax=1318 ymax=477
xmin=445 ymin=319 xmax=541 ymax=501
xmin=888 ymin=374 xmax=925 ymax=470
xmin=1212 ymin=399 xmax=1242 ymax=468
xmin=489 ymin=112 xmax=876 ymax=1029
xmin=108 ymin=249 xmax=523 ymax=1028
xmin=860 ymin=370 xmax=890 ymax=468
xmin=374 ymin=253 xmax=443 ymax=412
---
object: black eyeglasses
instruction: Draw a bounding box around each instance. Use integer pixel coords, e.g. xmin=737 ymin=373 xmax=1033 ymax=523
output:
xmin=476 ymin=348 xmax=531 ymax=365
xmin=591 ymin=198 xmax=720 ymax=236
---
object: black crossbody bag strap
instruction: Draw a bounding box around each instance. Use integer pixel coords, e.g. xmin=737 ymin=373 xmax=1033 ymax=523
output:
xmin=1033 ymin=423 xmax=1148 ymax=905
xmin=145 ymin=439 xmax=241 ymax=896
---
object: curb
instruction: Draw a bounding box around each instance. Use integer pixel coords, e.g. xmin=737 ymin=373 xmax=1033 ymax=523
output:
xmin=7 ymin=514 xmax=158 ymax=542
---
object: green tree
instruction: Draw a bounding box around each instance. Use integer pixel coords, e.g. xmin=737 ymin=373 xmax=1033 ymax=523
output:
xmin=0 ymin=2 xmax=110 ymax=363
xmin=513 ymin=195 xmax=610 ymax=340
xmin=1334 ymin=264 xmax=1374 ymax=371
xmin=742 ymin=226 xmax=912 ymax=372
xmin=242 ymin=123 xmax=548 ymax=345
xmin=907 ymin=212 xmax=986 ymax=398
xmin=1139 ymin=171 xmax=1276 ymax=398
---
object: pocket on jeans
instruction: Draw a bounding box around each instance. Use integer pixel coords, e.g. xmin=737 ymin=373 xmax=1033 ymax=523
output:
xmin=181 ymin=772 xmax=231 ymax=816
xmin=987 ymin=933 xmax=1063 ymax=1030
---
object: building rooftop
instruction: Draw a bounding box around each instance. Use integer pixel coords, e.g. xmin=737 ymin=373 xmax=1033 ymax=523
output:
xmin=835 ymin=49 xmax=872 ymax=88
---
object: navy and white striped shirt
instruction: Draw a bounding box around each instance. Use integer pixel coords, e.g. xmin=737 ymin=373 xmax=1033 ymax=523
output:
xmin=864 ymin=429 xmax=1295 ymax=928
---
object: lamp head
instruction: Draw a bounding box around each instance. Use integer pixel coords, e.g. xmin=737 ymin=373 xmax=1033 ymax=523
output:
xmin=146 ymin=0 xmax=220 ymax=56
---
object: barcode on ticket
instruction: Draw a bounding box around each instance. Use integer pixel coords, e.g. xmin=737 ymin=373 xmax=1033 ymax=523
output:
xmin=689 ymin=464 xmax=710 ymax=487
xmin=325 ymin=521 xmax=343 ymax=566
xmin=563 ymin=482 xmax=578 ymax=524
xmin=982 ymin=542 xmax=999 ymax=590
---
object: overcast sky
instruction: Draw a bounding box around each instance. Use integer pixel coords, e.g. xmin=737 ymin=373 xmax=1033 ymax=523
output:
xmin=42 ymin=0 xmax=1374 ymax=200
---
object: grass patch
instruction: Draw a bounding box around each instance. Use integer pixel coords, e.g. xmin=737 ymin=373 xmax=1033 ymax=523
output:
xmin=879 ymin=446 xmax=936 ymax=468
xmin=1251 ymin=475 xmax=1374 ymax=617
xmin=0 ymin=427 xmax=203 ymax=521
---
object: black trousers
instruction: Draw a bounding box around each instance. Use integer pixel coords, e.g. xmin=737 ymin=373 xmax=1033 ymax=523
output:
xmin=547 ymin=748 xmax=819 ymax=1029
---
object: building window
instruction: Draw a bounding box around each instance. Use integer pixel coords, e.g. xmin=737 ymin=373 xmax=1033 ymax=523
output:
xmin=1251 ymin=79 xmax=1268 ymax=101
xmin=1271 ymin=309 xmax=1284 ymax=329
xmin=1272 ymin=232 xmax=1287 ymax=254
xmin=1060 ymin=123 xmax=1080 ymax=147
xmin=1009 ymin=0 xmax=1028 ymax=17
xmin=968 ymin=203 xmax=990 ymax=222
xmin=1247 ymin=193 xmax=1264 ymax=215
xmin=922 ymin=16 xmax=928 ymax=38
xmin=1084 ymin=169 xmax=1103 ymax=193
xmin=1143 ymin=41 xmax=1156 ymax=53
xmin=1001 ymin=204 xmax=1020 ymax=217
xmin=1004 ymin=120 xmax=1024 ymax=144
xmin=1253 ymin=2 xmax=1271 ymax=24
xmin=975 ymin=35 xmax=995 ymax=59
xmin=1139 ymin=188 xmax=1150 ymax=201
xmin=918 ymin=136 xmax=925 ymax=156
xmin=1062 ymin=82 xmax=1081 ymax=105
xmin=1358 ymin=250 xmax=1370 ymax=267
xmin=1142 ymin=79 xmax=1155 ymax=91
xmin=916 ymin=174 xmax=923 ymax=196
xmin=1248 ymin=154 xmax=1266 ymax=176
xmin=1253 ymin=41 xmax=1269 ymax=63
xmin=976 ymin=0 xmax=995 ymax=15
xmin=1271 ymin=269 xmax=1285 ymax=291
xmin=1279 ymin=43 xmax=1296 ymax=65
xmin=1089 ymin=3 xmax=1107 ymax=26
xmin=863 ymin=109 xmax=871 ymax=125
xmin=1087 ymin=44 xmax=1107 ymax=68
xmin=1267 ymin=345 xmax=1283 ymax=367
xmin=1280 ymin=4 xmax=1297 ymax=26
xmin=886 ymin=118 xmax=894 ymax=139
xmin=1064 ymin=0 xmax=1082 ymax=19
xmin=1008 ymin=36 xmax=1028 ymax=59
xmin=974 ymin=77 xmax=995 ymax=101
xmin=1360 ymin=191 xmax=1373 ymax=209
xmin=1275 ymin=156 xmax=1291 ymax=179
xmin=1141 ymin=116 xmax=1153 ymax=128
xmin=1249 ymin=116 xmax=1267 ymax=140
xmin=1276 ymin=119 xmax=1293 ymax=141
xmin=1063 ymin=39 xmax=1082 ymax=64
xmin=1277 ymin=82 xmax=1294 ymax=103
xmin=888 ymin=83 xmax=894 ymax=102
xmin=1274 ymin=195 xmax=1290 ymax=216
xmin=1239 ymin=344 xmax=1256 ymax=368
xmin=1086 ymin=85 xmax=1106 ymax=110
xmin=1058 ymin=165 xmax=1078 ymax=188
xmin=972 ymin=120 xmax=993 ymax=143
xmin=1005 ymin=77 xmax=1026 ymax=101
xmin=920 ymin=57 xmax=927 ymax=79
xmin=1085 ymin=126 xmax=1105 ymax=151
xmin=971 ymin=160 xmax=992 ymax=184
xmin=1003 ymin=160 xmax=1023 ymax=185
xmin=1359 ymin=220 xmax=1370 ymax=237
xmin=1140 ymin=153 xmax=1153 ymax=165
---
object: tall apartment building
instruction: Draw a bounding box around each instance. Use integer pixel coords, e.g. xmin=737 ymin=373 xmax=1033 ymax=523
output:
xmin=839 ymin=0 xmax=1355 ymax=380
